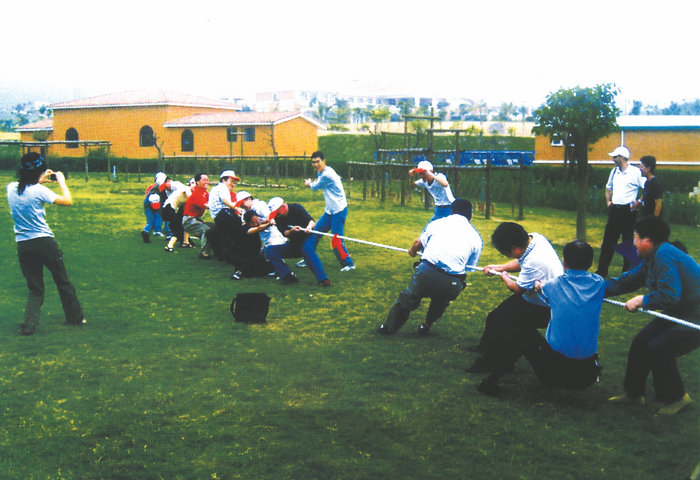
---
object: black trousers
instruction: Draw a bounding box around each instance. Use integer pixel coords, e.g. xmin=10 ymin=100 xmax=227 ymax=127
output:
xmin=597 ymin=204 xmax=637 ymax=276
xmin=161 ymin=205 xmax=185 ymax=243
xmin=623 ymin=318 xmax=700 ymax=403
xmin=477 ymin=293 xmax=551 ymax=374
xmin=523 ymin=330 xmax=601 ymax=389
xmin=17 ymin=237 xmax=84 ymax=330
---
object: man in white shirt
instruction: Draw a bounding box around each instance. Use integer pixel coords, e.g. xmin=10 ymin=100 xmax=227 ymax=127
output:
xmin=596 ymin=146 xmax=646 ymax=277
xmin=209 ymin=170 xmax=243 ymax=253
xmin=377 ymin=199 xmax=482 ymax=336
xmin=467 ymin=221 xmax=564 ymax=391
xmin=410 ymin=160 xmax=455 ymax=227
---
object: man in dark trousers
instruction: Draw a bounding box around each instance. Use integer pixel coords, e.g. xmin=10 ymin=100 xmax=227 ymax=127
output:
xmin=265 ymin=197 xmax=331 ymax=287
xmin=596 ymin=146 xmax=646 ymax=277
xmin=606 ymin=216 xmax=700 ymax=415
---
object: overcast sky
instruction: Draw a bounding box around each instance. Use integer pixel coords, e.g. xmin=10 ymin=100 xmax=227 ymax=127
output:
xmin=2 ymin=0 xmax=697 ymax=109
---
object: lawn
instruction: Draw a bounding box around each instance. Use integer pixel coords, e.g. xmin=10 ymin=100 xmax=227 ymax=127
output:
xmin=0 ymin=171 xmax=698 ymax=480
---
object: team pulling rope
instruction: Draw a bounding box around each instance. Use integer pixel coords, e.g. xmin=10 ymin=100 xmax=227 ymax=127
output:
xmin=302 ymin=228 xmax=700 ymax=332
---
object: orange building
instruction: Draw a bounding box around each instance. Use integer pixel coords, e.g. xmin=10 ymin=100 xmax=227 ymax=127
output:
xmin=16 ymin=90 xmax=322 ymax=159
xmin=535 ymin=115 xmax=700 ymax=166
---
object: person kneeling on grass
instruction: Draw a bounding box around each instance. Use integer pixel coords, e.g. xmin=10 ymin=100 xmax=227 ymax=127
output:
xmin=477 ymin=240 xmax=605 ymax=396
xmin=377 ymin=199 xmax=482 ymax=336
xmin=605 ymin=216 xmax=700 ymax=415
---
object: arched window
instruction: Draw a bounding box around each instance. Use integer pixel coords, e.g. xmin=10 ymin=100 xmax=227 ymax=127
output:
xmin=66 ymin=128 xmax=79 ymax=148
xmin=181 ymin=129 xmax=194 ymax=152
xmin=140 ymin=126 xmax=155 ymax=147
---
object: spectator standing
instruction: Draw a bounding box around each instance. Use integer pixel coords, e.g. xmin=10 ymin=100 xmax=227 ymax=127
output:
xmin=636 ymin=155 xmax=663 ymax=218
xmin=595 ymin=146 xmax=646 ymax=277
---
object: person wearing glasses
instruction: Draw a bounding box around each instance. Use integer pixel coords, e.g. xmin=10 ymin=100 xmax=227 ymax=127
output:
xmin=595 ymin=146 xmax=646 ymax=278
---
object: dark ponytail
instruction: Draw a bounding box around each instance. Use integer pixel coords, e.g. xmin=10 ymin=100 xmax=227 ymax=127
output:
xmin=18 ymin=152 xmax=46 ymax=195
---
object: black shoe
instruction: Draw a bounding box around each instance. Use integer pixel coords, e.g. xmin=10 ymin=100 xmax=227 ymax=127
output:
xmin=417 ymin=324 xmax=431 ymax=336
xmin=198 ymin=252 xmax=212 ymax=260
xmin=477 ymin=375 xmax=501 ymax=397
xmin=17 ymin=325 xmax=35 ymax=336
xmin=466 ymin=357 xmax=493 ymax=374
xmin=65 ymin=318 xmax=87 ymax=327
xmin=377 ymin=324 xmax=394 ymax=335
xmin=141 ymin=231 xmax=151 ymax=243
xmin=280 ymin=273 xmax=299 ymax=285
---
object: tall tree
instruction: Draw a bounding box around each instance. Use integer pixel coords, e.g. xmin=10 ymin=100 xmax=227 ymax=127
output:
xmin=532 ymin=84 xmax=620 ymax=241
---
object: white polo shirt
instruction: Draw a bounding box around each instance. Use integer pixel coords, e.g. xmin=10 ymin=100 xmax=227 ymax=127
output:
xmin=419 ymin=214 xmax=482 ymax=275
xmin=415 ymin=173 xmax=455 ymax=206
xmin=517 ymin=232 xmax=564 ymax=307
xmin=606 ymin=165 xmax=646 ymax=205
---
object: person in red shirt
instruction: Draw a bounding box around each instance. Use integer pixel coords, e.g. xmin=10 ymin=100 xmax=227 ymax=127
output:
xmin=182 ymin=173 xmax=212 ymax=259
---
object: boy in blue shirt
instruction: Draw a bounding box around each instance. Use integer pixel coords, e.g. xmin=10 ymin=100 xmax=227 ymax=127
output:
xmin=477 ymin=240 xmax=605 ymax=396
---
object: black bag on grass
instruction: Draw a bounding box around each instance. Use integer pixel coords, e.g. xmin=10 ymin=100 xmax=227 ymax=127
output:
xmin=230 ymin=293 xmax=270 ymax=324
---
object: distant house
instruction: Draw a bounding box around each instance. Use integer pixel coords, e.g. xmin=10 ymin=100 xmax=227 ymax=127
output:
xmin=535 ymin=115 xmax=700 ymax=166
xmin=16 ymin=90 xmax=322 ymax=159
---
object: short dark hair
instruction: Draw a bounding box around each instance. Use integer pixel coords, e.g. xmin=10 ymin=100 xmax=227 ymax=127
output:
xmin=194 ymin=173 xmax=207 ymax=183
xmin=491 ymin=222 xmax=529 ymax=256
xmin=243 ymin=210 xmax=258 ymax=224
xmin=640 ymin=155 xmax=657 ymax=174
xmin=450 ymin=198 xmax=473 ymax=220
xmin=635 ymin=216 xmax=670 ymax=244
xmin=563 ymin=240 xmax=593 ymax=270
xmin=311 ymin=151 xmax=324 ymax=160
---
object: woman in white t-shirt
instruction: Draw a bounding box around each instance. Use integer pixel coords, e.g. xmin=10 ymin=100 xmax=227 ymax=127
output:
xmin=6 ymin=152 xmax=85 ymax=335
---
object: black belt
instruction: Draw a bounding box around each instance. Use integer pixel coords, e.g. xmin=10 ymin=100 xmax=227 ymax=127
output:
xmin=422 ymin=260 xmax=466 ymax=281
xmin=610 ymin=204 xmax=632 ymax=210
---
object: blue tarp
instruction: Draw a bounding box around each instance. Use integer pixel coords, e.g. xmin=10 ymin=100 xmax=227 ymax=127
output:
xmin=374 ymin=150 xmax=534 ymax=166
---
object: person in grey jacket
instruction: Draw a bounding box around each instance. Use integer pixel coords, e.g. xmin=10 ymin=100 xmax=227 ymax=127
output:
xmin=606 ymin=216 xmax=700 ymax=415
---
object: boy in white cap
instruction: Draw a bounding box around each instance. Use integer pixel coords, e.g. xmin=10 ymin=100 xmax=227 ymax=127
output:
xmin=595 ymin=146 xmax=646 ymax=277
xmin=410 ymin=160 xmax=455 ymax=227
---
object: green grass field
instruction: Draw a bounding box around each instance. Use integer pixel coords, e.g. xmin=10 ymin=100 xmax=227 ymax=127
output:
xmin=0 ymin=172 xmax=698 ymax=479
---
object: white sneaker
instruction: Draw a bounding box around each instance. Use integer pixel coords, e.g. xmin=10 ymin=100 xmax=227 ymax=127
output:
xmin=153 ymin=232 xmax=164 ymax=237
xmin=296 ymin=259 xmax=307 ymax=268
xmin=340 ymin=265 xmax=356 ymax=272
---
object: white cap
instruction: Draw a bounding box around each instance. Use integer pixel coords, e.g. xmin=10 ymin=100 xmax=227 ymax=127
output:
xmin=416 ymin=160 xmax=433 ymax=172
xmin=235 ymin=191 xmax=251 ymax=207
xmin=608 ymin=146 xmax=630 ymax=159
xmin=267 ymin=196 xmax=284 ymax=213
xmin=220 ymin=169 xmax=240 ymax=181
xmin=155 ymin=172 xmax=167 ymax=186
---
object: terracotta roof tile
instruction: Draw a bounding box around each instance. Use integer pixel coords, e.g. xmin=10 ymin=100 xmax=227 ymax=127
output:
xmin=16 ymin=119 xmax=54 ymax=131
xmin=163 ymin=111 xmax=324 ymax=129
xmin=51 ymin=89 xmax=239 ymax=110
